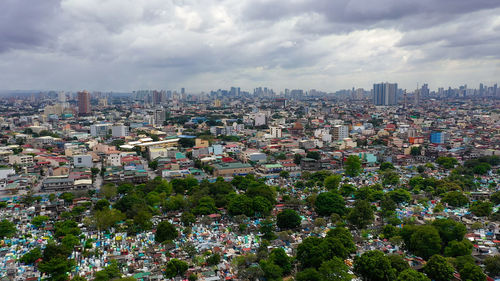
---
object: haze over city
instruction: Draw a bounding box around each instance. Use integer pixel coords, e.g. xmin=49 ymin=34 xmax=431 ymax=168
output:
xmin=1 ymin=0 xmax=500 ymax=92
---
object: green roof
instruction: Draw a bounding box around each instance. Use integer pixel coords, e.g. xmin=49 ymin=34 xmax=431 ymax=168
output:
xmin=214 ymin=162 xmax=252 ymax=170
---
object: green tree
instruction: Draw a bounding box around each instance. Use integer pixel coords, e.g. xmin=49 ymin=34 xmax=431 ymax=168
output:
xmin=260 ymin=218 xmax=276 ymax=240
xmin=443 ymin=239 xmax=473 ymax=257
xmin=324 ymin=175 xmax=342 ymax=191
xmin=148 ymin=160 xmax=158 ymax=170
xmin=382 ymin=171 xmax=400 ymax=186
xmin=38 ymin=242 xmax=75 ymax=281
xmin=181 ymin=212 xmax=196 ymax=226
xmin=94 ymin=260 xmax=122 ymax=281
xmin=32 ymin=215 xmax=50 ymax=228
xmin=388 ymin=254 xmax=409 ymax=272
xmin=94 ymin=199 xmax=110 ymax=211
xmin=379 ymin=162 xmax=395 ymax=171
xmin=353 ymin=250 xmax=396 ymax=281
xmin=410 ymin=146 xmax=422 ymax=156
xmin=347 ymin=200 xmax=374 ymax=229
xmin=269 ymin=248 xmax=291 ymax=275
xmin=431 ymin=218 xmax=467 ymax=246
xmin=459 ymin=262 xmax=486 ymax=281
xmin=0 ymin=219 xmax=16 ymax=238
xmin=155 ymin=221 xmax=178 ymax=243
xmin=59 ymin=192 xmax=75 ymax=204
xmin=61 ymin=234 xmax=80 ymax=250
xmin=101 ymin=184 xmax=117 ymax=200
xmin=491 ymin=191 xmax=500 ymax=205
xmin=19 ymin=247 xmax=42 ymax=265
xmin=344 ymin=155 xmax=362 ymax=177
xmin=403 ymin=225 xmax=442 ymax=260
xmin=164 ymin=259 xmax=188 ymax=278
xmin=307 ymin=151 xmax=321 ymax=160
xmin=93 ymin=209 xmax=125 ymax=231
xmin=423 ymin=255 xmax=454 ymax=281
xmin=484 ymin=255 xmax=500 ymax=277
xmin=260 ymin=259 xmax=283 ymax=281
xmin=441 ymin=191 xmax=469 ymax=207
xmin=296 ymin=268 xmax=321 ymax=281
xmin=252 ymin=196 xmax=273 ymax=217
xmin=279 ymin=170 xmax=290 ymax=179
xmin=319 ymin=257 xmax=352 ymax=281
xmin=396 ymin=269 xmax=430 ymax=281
xmin=91 ymin=167 xmax=100 ymax=177
xmin=436 ymin=157 xmax=458 ymax=169
xmin=277 ymin=209 xmax=301 ymax=230
xmin=315 ymin=192 xmax=346 ymax=216
xmin=206 ymin=253 xmax=221 ymax=266
xmin=294 ymin=154 xmax=303 ymax=165
xmin=387 ymin=189 xmax=411 ymax=204
xmin=470 ymin=201 xmax=493 ymax=217
xmin=297 ymin=237 xmax=351 ymax=269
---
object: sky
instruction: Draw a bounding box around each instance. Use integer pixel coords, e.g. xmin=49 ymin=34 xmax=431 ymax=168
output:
xmin=1 ymin=0 xmax=500 ymax=93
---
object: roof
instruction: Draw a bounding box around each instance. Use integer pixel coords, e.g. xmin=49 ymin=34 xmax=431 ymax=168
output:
xmin=214 ymin=162 xmax=252 ymax=170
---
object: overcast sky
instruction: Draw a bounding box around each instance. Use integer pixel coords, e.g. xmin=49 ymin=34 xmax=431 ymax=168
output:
xmin=1 ymin=0 xmax=500 ymax=93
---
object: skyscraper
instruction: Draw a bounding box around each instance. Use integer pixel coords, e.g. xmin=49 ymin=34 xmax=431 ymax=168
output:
xmin=373 ymin=82 xmax=398 ymax=106
xmin=78 ymin=91 xmax=91 ymax=115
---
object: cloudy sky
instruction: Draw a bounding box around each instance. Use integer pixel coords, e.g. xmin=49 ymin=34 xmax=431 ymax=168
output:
xmin=1 ymin=0 xmax=500 ymax=93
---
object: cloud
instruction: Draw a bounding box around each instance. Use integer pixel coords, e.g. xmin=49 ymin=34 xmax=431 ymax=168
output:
xmin=0 ymin=0 xmax=61 ymax=52
xmin=0 ymin=0 xmax=499 ymax=91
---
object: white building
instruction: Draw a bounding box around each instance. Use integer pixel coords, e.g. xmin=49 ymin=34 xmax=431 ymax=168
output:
xmin=112 ymin=125 xmax=129 ymax=138
xmin=254 ymin=113 xmax=266 ymax=126
xmin=269 ymin=127 xmax=282 ymax=138
xmin=106 ymin=153 xmax=121 ymax=167
xmin=332 ymin=125 xmax=349 ymax=141
xmin=73 ymin=155 xmax=93 ymax=168
xmin=8 ymin=155 xmax=34 ymax=166
xmin=90 ymin=124 xmax=112 ymax=137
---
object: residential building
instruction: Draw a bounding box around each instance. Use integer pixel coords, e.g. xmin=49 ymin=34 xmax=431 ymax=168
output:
xmin=112 ymin=125 xmax=129 ymax=138
xmin=373 ymin=82 xmax=398 ymax=106
xmin=78 ymin=91 xmax=91 ymax=115
xmin=332 ymin=125 xmax=349 ymax=141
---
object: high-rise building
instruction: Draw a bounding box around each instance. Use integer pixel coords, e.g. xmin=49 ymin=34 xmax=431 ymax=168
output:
xmin=269 ymin=127 xmax=282 ymax=138
xmin=154 ymin=109 xmax=166 ymax=126
xmin=78 ymin=91 xmax=91 ymax=115
xmin=430 ymin=131 xmax=446 ymax=144
xmin=332 ymin=125 xmax=349 ymax=141
xmin=58 ymin=92 xmax=66 ymax=103
xmin=373 ymin=82 xmax=397 ymax=106
xmin=152 ymin=90 xmax=162 ymax=105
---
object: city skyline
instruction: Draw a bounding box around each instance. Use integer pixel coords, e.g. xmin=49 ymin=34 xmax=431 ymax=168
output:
xmin=1 ymin=0 xmax=500 ymax=92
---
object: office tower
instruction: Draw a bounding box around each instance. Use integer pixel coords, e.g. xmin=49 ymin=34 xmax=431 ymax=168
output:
xmin=421 ymin=84 xmax=429 ymax=97
xmin=373 ymin=82 xmax=397 ymax=106
xmin=78 ymin=91 xmax=91 ymax=115
xmin=230 ymin=87 xmax=241 ymax=96
xmin=414 ymin=89 xmax=420 ymax=106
